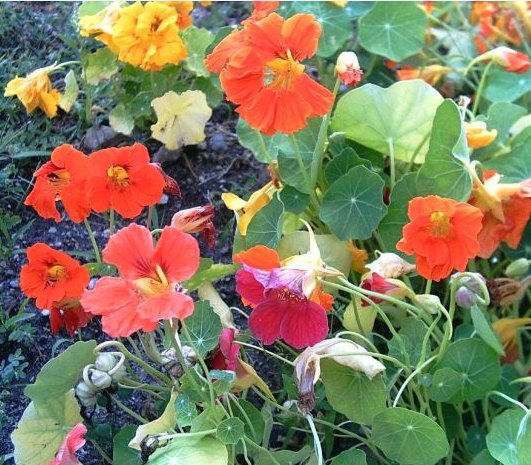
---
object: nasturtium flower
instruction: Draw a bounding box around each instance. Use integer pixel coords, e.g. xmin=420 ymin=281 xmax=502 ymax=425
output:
xmin=471 ymin=2 xmax=524 ymax=48
xmin=48 ymin=423 xmax=87 ymax=465
xmin=78 ymin=1 xmax=122 ymax=52
xmin=359 ymin=273 xmax=413 ymax=307
xmin=112 ymin=2 xmax=187 ymax=71
xmin=49 ymin=297 xmax=93 ymax=336
xmin=493 ymin=317 xmax=531 ymax=363
xmin=86 ymin=143 xmax=166 ymax=219
xmin=222 ymin=181 xmax=278 ymax=236
xmin=468 ymin=170 xmax=531 ymax=258
xmin=366 ymin=253 xmax=416 ymax=279
xmin=347 ymin=242 xmax=369 ymax=274
xmin=335 ymin=51 xmax=363 ymax=87
xmin=166 ymin=1 xmax=194 ymax=29
xmin=25 ymin=144 xmax=90 ymax=223
xmin=4 ymin=64 xmax=61 ymax=118
xmin=81 ymin=224 xmax=199 ymax=337
xmin=397 ymin=196 xmax=483 ymax=281
xmin=464 ymin=121 xmax=498 ymax=149
xmin=473 ymin=46 xmax=530 ymax=73
xmin=208 ymin=12 xmax=334 ymax=135
xmin=171 ymin=205 xmax=216 ymax=248
xmin=396 ymin=65 xmax=452 ymax=86
xmin=20 ymin=244 xmax=90 ymax=310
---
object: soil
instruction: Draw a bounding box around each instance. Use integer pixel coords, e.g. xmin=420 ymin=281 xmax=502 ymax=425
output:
xmin=0 ymin=3 xmax=279 ymax=463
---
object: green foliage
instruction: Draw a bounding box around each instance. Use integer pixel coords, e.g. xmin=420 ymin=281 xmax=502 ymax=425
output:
xmin=184 ymin=301 xmax=223 ymax=357
xmin=216 ymin=417 xmax=245 ymax=445
xmin=146 ymin=436 xmax=228 ymax=465
xmin=331 ymin=448 xmax=367 ymax=465
xmin=485 ymin=68 xmax=531 ymax=103
xmin=246 ymin=194 xmax=285 ymax=248
xmin=486 ymin=409 xmax=531 ymax=465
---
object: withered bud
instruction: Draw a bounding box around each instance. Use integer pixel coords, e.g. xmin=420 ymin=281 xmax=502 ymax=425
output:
xmin=487 ymin=276 xmax=531 ymax=308
xmin=171 ymin=205 xmax=216 ymax=248
xmin=336 ymin=51 xmax=363 ymax=87
xmin=366 ymin=253 xmax=416 ymax=279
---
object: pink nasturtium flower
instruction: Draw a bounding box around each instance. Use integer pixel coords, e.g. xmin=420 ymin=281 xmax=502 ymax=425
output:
xmin=48 ymin=423 xmax=87 ymax=465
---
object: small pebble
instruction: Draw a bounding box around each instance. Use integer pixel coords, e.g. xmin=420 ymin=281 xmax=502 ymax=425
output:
xmin=102 ymin=229 xmax=111 ymax=239
xmin=48 ymin=226 xmax=57 ymax=234
xmin=9 ymin=279 xmax=19 ymax=289
xmin=210 ymin=132 xmax=227 ymax=152
xmin=158 ymin=194 xmax=169 ymax=205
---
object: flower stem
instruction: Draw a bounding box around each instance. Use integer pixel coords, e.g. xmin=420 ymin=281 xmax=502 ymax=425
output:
xmin=112 ymin=395 xmax=148 ymax=424
xmin=83 ymin=219 xmax=101 ymax=265
xmin=472 ymin=61 xmax=493 ymax=115
xmin=306 ymin=414 xmax=323 ymax=465
xmin=290 ymin=134 xmax=313 ymax=198
xmin=387 ymin=137 xmax=396 ymax=189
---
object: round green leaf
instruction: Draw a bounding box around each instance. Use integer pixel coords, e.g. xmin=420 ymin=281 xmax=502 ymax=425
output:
xmin=331 ymin=81 xmax=443 ymax=163
xmin=331 ymin=448 xmax=367 ymax=465
xmin=246 ymin=194 xmax=284 ymax=248
xmin=320 ymin=165 xmax=387 ymax=240
xmin=109 ymin=103 xmax=135 ymax=135
xmin=485 ymin=68 xmax=531 ymax=103
xmin=147 ymin=436 xmax=228 ymax=465
xmin=324 ymin=148 xmax=372 ymax=185
xmin=486 ymin=409 xmax=531 ymax=465
xmin=12 ymin=391 xmax=83 ymax=465
xmin=435 ymin=339 xmax=501 ymax=403
xmin=359 ymin=2 xmax=427 ymax=61
xmin=320 ymin=359 xmax=386 ymax=425
xmin=181 ymin=26 xmax=214 ymax=77
xmin=486 ymin=141 xmax=531 ymax=183
xmin=216 ymin=418 xmax=245 ymax=445
xmin=428 ymin=367 xmax=463 ymax=402
xmin=236 ymin=119 xmax=282 ymax=162
xmin=114 ymin=425 xmax=142 ymax=465
xmin=184 ymin=301 xmax=222 ymax=357
xmin=279 ymin=186 xmax=309 ymax=214
xmin=83 ymin=47 xmax=119 ymax=85
xmin=372 ymin=407 xmax=450 ymax=465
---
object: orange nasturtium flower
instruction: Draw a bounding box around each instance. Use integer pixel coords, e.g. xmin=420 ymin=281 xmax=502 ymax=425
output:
xmin=25 ymin=144 xmax=91 ymax=223
xmin=81 ymin=224 xmax=200 ymax=337
xmin=469 ymin=170 xmax=531 ymax=258
xmin=112 ymin=2 xmax=187 ymax=71
xmin=464 ymin=121 xmax=498 ymax=149
xmin=396 ymin=65 xmax=452 ymax=86
xmin=20 ymin=243 xmax=90 ymax=310
xmin=397 ymin=196 xmax=483 ymax=281
xmin=166 ymin=1 xmax=194 ymax=30
xmin=473 ymin=47 xmax=530 ymax=74
xmin=207 ymin=12 xmax=334 ymax=135
xmin=50 ymin=297 xmax=93 ymax=336
xmin=78 ymin=1 xmax=122 ymax=52
xmin=86 ymin=143 xmax=166 ymax=219
xmin=4 ymin=64 xmax=61 ymax=118
xmin=493 ymin=317 xmax=531 ymax=363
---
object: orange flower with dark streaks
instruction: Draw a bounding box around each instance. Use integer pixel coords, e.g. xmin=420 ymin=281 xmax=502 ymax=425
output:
xmin=469 ymin=170 xmax=531 ymax=258
xmin=20 ymin=243 xmax=90 ymax=310
xmin=87 ymin=144 xmax=165 ymax=219
xmin=25 ymin=144 xmax=90 ymax=223
xmin=81 ymin=224 xmax=199 ymax=337
xmin=397 ymin=196 xmax=483 ymax=281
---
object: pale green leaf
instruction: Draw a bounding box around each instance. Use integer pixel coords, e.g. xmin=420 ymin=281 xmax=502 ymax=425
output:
xmin=58 ymin=70 xmax=79 ymax=113
xmin=109 ymin=103 xmax=135 ymax=135
xmin=181 ymin=26 xmax=214 ymax=77
xmin=146 ymin=436 xmax=228 ymax=465
xmin=83 ymin=47 xmax=118 ymax=85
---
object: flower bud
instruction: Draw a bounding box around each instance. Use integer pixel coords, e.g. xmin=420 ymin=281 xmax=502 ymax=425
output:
xmin=505 ymin=258 xmax=529 ymax=279
xmin=75 ymin=381 xmax=97 ymax=407
xmin=171 ymin=205 xmax=216 ymax=248
xmin=450 ymin=272 xmax=486 ymax=308
xmin=464 ymin=121 xmax=497 ymax=149
xmin=95 ymin=353 xmax=117 ymax=372
xmin=414 ymin=294 xmax=445 ymax=314
xmin=366 ymin=253 xmax=416 ymax=279
xmin=89 ymin=369 xmax=112 ymax=389
xmin=336 ymin=52 xmax=363 ymax=87
xmin=455 ymin=286 xmax=477 ymax=309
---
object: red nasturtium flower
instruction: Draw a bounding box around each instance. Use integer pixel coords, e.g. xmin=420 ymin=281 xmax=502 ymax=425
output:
xmin=171 ymin=205 xmax=216 ymax=248
xmin=234 ymin=240 xmax=336 ymax=349
xmin=397 ymin=196 xmax=483 ymax=281
xmin=48 ymin=423 xmax=87 ymax=465
xmin=81 ymin=224 xmax=200 ymax=337
xmin=474 ymin=47 xmax=530 ymax=73
xmin=86 ymin=143 xmax=165 ymax=218
xmin=25 ymin=144 xmax=90 ymax=223
xmin=20 ymin=243 xmax=90 ymax=310
xmin=50 ymin=297 xmax=93 ymax=336
xmin=207 ymin=12 xmax=334 ymax=135
xmin=469 ymin=170 xmax=531 ymax=258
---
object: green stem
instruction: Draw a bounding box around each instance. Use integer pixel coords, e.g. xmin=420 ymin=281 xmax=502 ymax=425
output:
xmin=425 ymin=279 xmax=432 ymax=295
xmin=112 ymin=396 xmax=148 ymax=424
xmin=290 ymin=134 xmax=313 ymax=198
xmin=84 ymin=219 xmax=101 ymax=265
xmin=155 ymin=429 xmax=217 ymax=442
xmin=305 ymin=414 xmax=323 ymax=465
xmin=387 ymin=137 xmax=396 ymax=189
xmin=235 ymin=341 xmax=295 ymax=366
xmin=256 ymin=131 xmax=274 ymax=164
xmin=472 ymin=61 xmax=493 ymax=115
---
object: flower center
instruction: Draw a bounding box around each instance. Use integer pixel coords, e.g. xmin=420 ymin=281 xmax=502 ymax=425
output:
xmin=264 ymin=50 xmax=305 ymax=91
xmin=430 ymin=211 xmax=451 ymax=237
xmin=47 ymin=264 xmax=67 ymax=283
xmin=107 ymin=165 xmax=129 ymax=187
xmin=133 ymin=265 xmax=172 ymax=297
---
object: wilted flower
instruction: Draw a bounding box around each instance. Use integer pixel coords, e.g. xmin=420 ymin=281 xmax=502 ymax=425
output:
xmin=336 ymin=51 xmax=363 ymax=86
xmin=359 ymin=273 xmax=413 ymax=307
xmin=366 ymin=253 xmax=416 ymax=279
xmin=464 ymin=121 xmax=498 ymax=149
xmin=487 ymin=276 xmax=531 ymax=308
xmin=396 ymin=65 xmax=451 ymax=86
xmin=171 ymin=205 xmax=216 ymax=248
xmin=413 ymin=294 xmax=445 ymax=314
xmin=473 ymin=47 xmax=530 ymax=73
xmin=78 ymin=1 xmax=122 ymax=52
xmin=49 ymin=297 xmax=93 ymax=336
xmin=5 ymin=64 xmax=61 ymax=118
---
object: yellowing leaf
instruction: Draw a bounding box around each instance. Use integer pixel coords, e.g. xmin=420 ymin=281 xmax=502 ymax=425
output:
xmin=150 ymin=90 xmax=212 ymax=150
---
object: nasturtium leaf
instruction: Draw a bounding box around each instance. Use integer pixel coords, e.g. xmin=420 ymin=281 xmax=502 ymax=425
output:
xmin=78 ymin=1 xmax=108 ymax=16
xmin=372 ymin=407 xmax=450 ymax=465
xmin=12 ymin=391 xmax=83 ymax=465
xmin=114 ymin=425 xmax=142 ymax=465
xmin=193 ymin=76 xmax=223 ymax=108
xmin=324 ymin=148 xmax=372 ymax=185
xmin=146 ymin=436 xmax=228 ymax=465
xmin=320 ymin=165 xmax=387 ymax=240
xmin=331 ymin=448 xmax=367 ymax=465
xmin=129 ymin=391 xmax=178 ymax=450
xmin=184 ymin=300 xmax=222 ymax=357
xmin=83 ymin=47 xmax=119 ymax=85
xmin=280 ymin=1 xmax=353 ymax=57
xmin=277 ymin=231 xmax=352 ymax=276
xmin=435 ymin=339 xmax=501 ymax=403
xmin=468 ymin=426 xmax=488 ymax=456
xmin=485 ymin=140 xmax=531 ymax=182
xmin=109 ymin=103 xmax=135 ymax=135
xmin=416 ymin=100 xmax=471 ymax=200
xmin=191 ymin=405 xmax=226 ymax=433
xmin=471 ymin=450 xmax=497 ymax=465
xmin=272 ymin=447 xmax=313 ymax=465
xmin=331 ymin=81 xmax=443 ymax=163
xmin=181 ymin=26 xmax=214 ymax=77
xmin=484 ymin=68 xmax=531 ymax=103
xmin=388 ymin=318 xmax=431 ymax=366
xmin=229 ymin=398 xmax=265 ymax=444
xmin=246 ymin=194 xmax=284 ymax=249
xmin=175 ymin=394 xmax=198 ymax=427
xmin=25 ymin=340 xmax=96 ymax=406
xmin=211 ymin=369 xmax=237 ymax=395
xmin=151 ymin=90 xmax=212 ymax=150
xmin=470 ymin=305 xmax=504 ymax=355
xmin=486 ymin=409 xmax=531 ymax=465
xmin=58 ymin=70 xmax=79 ymax=113
xmin=279 ymin=186 xmax=309 ymax=214
xmin=359 ymin=2 xmax=427 ymax=61
xmin=493 ymin=365 xmax=521 ymax=408
xmin=216 ymin=417 xmax=245 ymax=445
xmin=320 ymin=359 xmax=386 ymax=425
xmin=180 ymin=370 xmax=210 ymax=403
xmin=236 ymin=118 xmax=283 ymax=162
xmin=184 ymin=260 xmax=237 ymax=292
xmin=428 ymin=367 xmax=463 ymax=402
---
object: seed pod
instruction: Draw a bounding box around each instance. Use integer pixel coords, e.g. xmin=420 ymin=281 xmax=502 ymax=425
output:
xmin=110 ymin=364 xmax=127 ymax=384
xmin=75 ymin=381 xmax=97 ymax=407
xmin=95 ymin=353 xmax=117 ymax=372
xmin=89 ymin=369 xmax=112 ymax=389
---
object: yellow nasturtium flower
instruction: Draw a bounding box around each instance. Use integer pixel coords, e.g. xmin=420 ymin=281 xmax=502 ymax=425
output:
xmin=112 ymin=2 xmax=187 ymax=71
xmin=464 ymin=121 xmax=498 ymax=149
xmin=4 ymin=65 xmax=61 ymax=118
xmin=78 ymin=1 xmax=122 ymax=53
xmin=493 ymin=317 xmax=531 ymax=358
xmin=222 ymin=181 xmax=278 ymax=236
